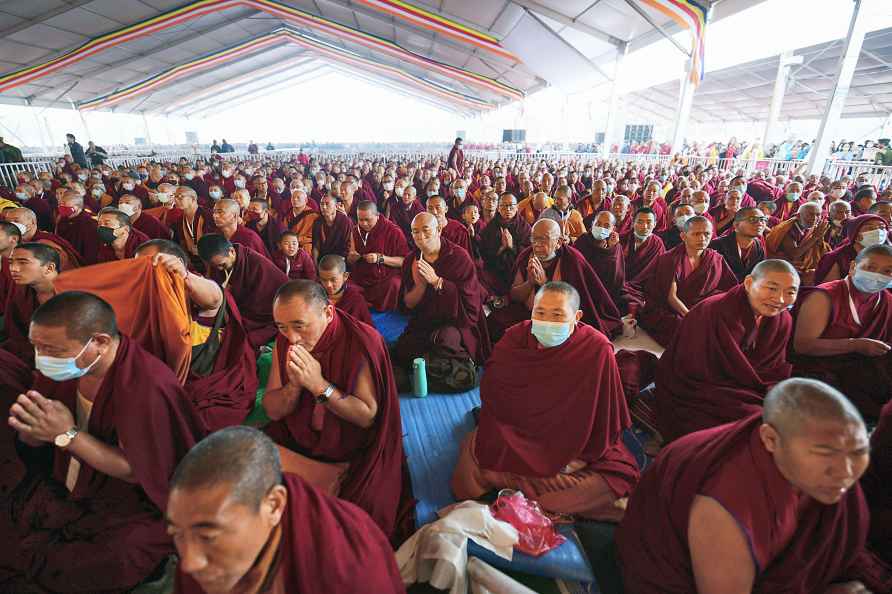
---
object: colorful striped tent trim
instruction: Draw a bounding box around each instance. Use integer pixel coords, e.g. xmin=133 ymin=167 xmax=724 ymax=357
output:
xmin=638 ymin=0 xmax=709 ymax=86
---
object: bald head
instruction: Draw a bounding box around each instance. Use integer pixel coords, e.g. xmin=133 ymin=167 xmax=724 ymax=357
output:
xmin=763 ymin=378 xmax=864 ymax=438
xmin=750 ymin=258 xmax=798 ymax=280
xmin=31 ymin=290 xmax=119 ymax=342
xmin=413 ymin=211 xmax=438 ymax=228
xmin=532 ymin=217 xmax=560 ymax=237
xmin=273 ymin=279 xmax=329 ymax=310
xmin=532 ymin=192 xmax=549 ymax=211
xmin=217 ymin=198 xmax=240 ymax=216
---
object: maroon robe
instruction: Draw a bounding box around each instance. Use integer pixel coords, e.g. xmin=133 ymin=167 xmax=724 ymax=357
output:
xmin=475 ymin=321 xmax=638 ymax=495
xmin=791 ymin=279 xmax=892 ymax=420
xmin=638 ymin=244 xmax=739 ymax=347
xmin=208 ymin=244 xmax=288 ymax=349
xmin=387 ymin=196 xmax=424 ymax=244
xmin=228 ymin=225 xmax=270 ymax=259
xmin=478 ymin=214 xmax=532 ymax=296
xmin=863 ymin=400 xmax=892 ymax=566
xmin=0 ymin=257 xmax=10 ymax=317
xmin=246 ymin=216 xmax=285 ymax=257
xmin=264 ymin=310 xmax=405 ymax=537
xmin=175 ymin=473 xmax=405 ymax=594
xmin=96 ymin=227 xmax=150 ymax=263
xmin=573 ymin=233 xmax=641 ymax=313
xmin=2 ymin=335 xmax=203 ymax=593
xmin=395 ymin=238 xmax=491 ymax=365
xmin=312 ymin=211 xmax=353 ymax=259
xmin=350 ymin=217 xmax=410 ymax=312
xmin=814 ymin=214 xmax=885 ymax=284
xmin=655 ymin=285 xmax=793 ymax=442
xmin=55 ymin=210 xmax=99 ymax=264
xmin=622 ymin=232 xmax=665 ymax=283
xmin=132 ymin=211 xmax=171 ymax=240
xmin=709 ymin=233 xmax=766 ymax=282
xmin=333 ymin=281 xmax=372 ymax=325
xmin=440 ymin=218 xmax=472 ymax=256
xmin=1 ymin=283 xmax=39 ymax=365
xmin=272 ymin=249 xmax=316 ymax=281
xmin=30 ymin=230 xmax=83 ymax=271
xmin=617 ymin=414 xmax=888 ymax=594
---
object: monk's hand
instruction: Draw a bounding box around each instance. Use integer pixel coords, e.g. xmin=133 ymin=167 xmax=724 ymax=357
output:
xmin=152 ymin=253 xmax=188 ymax=279
xmin=411 ymin=260 xmax=426 ymax=285
xmin=9 ymin=391 xmax=75 ymax=444
xmin=823 ymin=581 xmax=872 ymax=594
xmin=290 ymin=345 xmax=326 ymax=396
xmin=417 ymin=259 xmax=439 ymax=285
xmin=560 ymin=459 xmax=588 ymax=474
xmin=363 ymin=252 xmax=379 ymax=264
xmin=853 ymin=338 xmax=891 ymax=357
xmin=501 ymin=228 xmax=513 ymax=250
xmin=607 ymin=231 xmax=620 ymax=248
xmin=528 ymin=257 xmax=546 ymax=286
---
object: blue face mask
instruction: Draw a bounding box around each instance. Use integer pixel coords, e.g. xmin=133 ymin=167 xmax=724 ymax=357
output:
xmin=531 ymin=319 xmax=573 ymax=348
xmin=634 ymin=231 xmax=651 ymax=241
xmin=35 ymin=337 xmax=101 ymax=382
xmin=852 ymin=269 xmax=892 ymax=294
xmin=591 ymin=226 xmax=610 ymax=241
xmin=454 ymin=188 xmax=466 ymax=199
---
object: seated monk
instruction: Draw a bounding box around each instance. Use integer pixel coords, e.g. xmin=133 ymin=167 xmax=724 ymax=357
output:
xmin=609 ymin=194 xmax=633 ymax=237
xmin=0 ymin=221 xmax=21 ymax=320
xmin=2 ymin=292 xmax=203 ymax=593
xmin=318 ymin=254 xmax=372 ymax=325
xmin=576 ymin=179 xmax=613 ymax=220
xmin=5 ymin=208 xmax=81 ymax=271
xmin=212 ymin=199 xmax=270 ymax=259
xmin=198 ymin=234 xmax=288 ymax=350
xmin=573 ymin=210 xmax=640 ymax=315
xmin=709 ymin=206 xmax=768 ymax=282
xmin=477 ymin=193 xmax=532 ymax=297
xmin=765 ymin=201 xmax=830 ymax=286
xmin=617 ymin=378 xmax=887 ymax=594
xmin=792 ymin=244 xmax=892 ymax=421
xmin=386 ymin=184 xmax=424 ymax=244
xmin=394 ymin=213 xmax=491 ymax=377
xmin=95 ymin=207 xmax=150 ymax=263
xmin=272 ymin=231 xmax=316 ymax=281
xmin=869 ymin=201 xmax=892 ymax=227
xmin=173 ymin=186 xmax=217 ymax=270
xmin=3 ymin=242 xmax=58 ymax=364
xmin=814 ymin=214 xmax=887 ymax=284
xmin=56 ymin=188 xmax=100 ymax=264
xmin=312 ymin=194 xmax=353 ymax=262
xmin=655 ymin=260 xmax=799 ymax=442
xmin=638 ymin=216 xmax=738 ymax=347
xmin=261 ymin=280 xmax=405 ymax=538
xmin=283 ymin=188 xmax=318 ymax=255
xmin=516 ymin=191 xmax=552 ymax=226
xmin=826 ymin=199 xmax=853 ymax=248
xmin=758 ymin=199 xmax=782 ymax=228
xmin=862 ymin=399 xmax=892 ymax=567
xmin=452 ymin=282 xmax=639 ymax=520
xmin=135 ymin=239 xmax=258 ymax=432
xmin=346 ymin=201 xmax=409 ymax=312
xmin=708 ymin=187 xmax=743 ymax=237
xmin=539 ymin=185 xmax=586 ymax=241
xmin=118 ymin=193 xmax=171 ymax=240
xmin=622 ymin=206 xmax=666 ymax=283
xmin=245 ymin=198 xmax=285 ymax=256
xmin=168 ymin=427 xmax=405 ymax=594
xmin=490 ymin=218 xmax=621 ymax=341
xmin=426 ymin=195 xmax=471 ymax=255
xmin=660 ymin=202 xmax=695 ymax=250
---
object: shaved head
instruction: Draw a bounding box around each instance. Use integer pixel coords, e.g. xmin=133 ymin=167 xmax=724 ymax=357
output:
xmin=318 ymin=254 xmax=347 ymax=274
xmin=273 ymin=279 xmax=329 ymax=310
xmin=763 ymin=378 xmax=864 ymax=437
xmin=532 ymin=217 xmax=560 ymax=237
xmin=31 ymin=291 xmax=119 ymax=342
xmin=535 ymin=280 xmax=580 ymax=312
xmin=750 ymin=258 xmax=798 ymax=280
xmin=217 ymin=198 xmax=240 ymax=216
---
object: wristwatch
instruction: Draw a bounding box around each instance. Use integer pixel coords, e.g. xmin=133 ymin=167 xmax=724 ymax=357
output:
xmin=376 ymin=254 xmax=384 ymax=265
xmin=315 ymin=383 xmax=336 ymax=405
xmin=54 ymin=427 xmax=79 ymax=448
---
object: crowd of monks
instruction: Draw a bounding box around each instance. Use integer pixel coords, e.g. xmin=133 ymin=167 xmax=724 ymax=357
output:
xmin=1 ymin=136 xmax=892 ymax=593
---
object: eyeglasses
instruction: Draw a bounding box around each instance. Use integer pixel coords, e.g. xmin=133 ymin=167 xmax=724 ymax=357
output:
xmin=745 ymin=216 xmax=769 ymax=224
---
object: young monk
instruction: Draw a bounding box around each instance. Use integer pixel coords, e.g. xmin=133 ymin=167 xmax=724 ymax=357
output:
xmin=792 ymin=244 xmax=892 ymax=421
xmin=622 ymin=206 xmax=665 ymax=283
xmin=655 ymin=260 xmax=799 ymax=442
xmin=638 ymin=215 xmax=737 ymax=347
xmin=262 ymin=280 xmax=405 ymax=539
xmin=452 ymin=282 xmax=638 ymax=521
xmin=272 ymin=231 xmax=316 ymax=281
xmin=3 ymin=242 xmax=58 ymax=365
xmin=311 ymin=194 xmax=353 ymax=261
xmin=709 ymin=206 xmax=768 ymax=282
xmin=317 ymin=254 xmax=372 ymax=325
xmin=477 ymin=193 xmax=531 ymax=297
xmin=244 ymin=198 xmax=285 ymax=256
xmin=617 ymin=378 xmax=888 ymax=594
xmin=95 ymin=207 xmax=150 ymax=263
xmin=346 ymin=201 xmax=409 ymax=312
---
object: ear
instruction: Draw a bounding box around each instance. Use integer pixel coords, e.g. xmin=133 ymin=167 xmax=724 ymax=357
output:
xmin=263 ymin=484 xmax=288 ymax=526
xmin=759 ymin=423 xmax=781 ymax=453
xmin=574 ymin=310 xmax=583 ymax=323
xmin=743 ymin=275 xmax=753 ymax=292
xmin=848 ymin=260 xmax=857 ymax=277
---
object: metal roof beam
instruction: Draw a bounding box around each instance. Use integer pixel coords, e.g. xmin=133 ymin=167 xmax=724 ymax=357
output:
xmin=508 ymin=0 xmax=625 ymax=47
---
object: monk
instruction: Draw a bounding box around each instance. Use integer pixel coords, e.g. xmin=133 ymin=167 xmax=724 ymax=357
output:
xmin=245 ymin=198 xmax=285 ymax=256
xmin=168 ymin=427 xmax=405 ymax=594
xmin=638 ymin=216 xmax=738 ymax=347
xmin=94 ymin=207 xmax=150 ymax=263
xmin=709 ymin=188 xmax=743 ymax=237
xmin=766 ymin=202 xmax=830 ymax=286
xmin=347 ymin=201 xmax=409 ymax=312
xmin=617 ymin=378 xmax=887 ymax=594
xmin=655 ymin=260 xmax=799 ymax=442
xmin=172 ymin=186 xmax=217 ymax=269
xmin=283 ymin=188 xmax=318 ymax=255
xmin=573 ymin=210 xmax=639 ymax=314
xmin=3 ymin=242 xmax=58 ymax=365
xmin=477 ymin=193 xmax=532 ymax=297
xmin=261 ymin=280 xmax=405 ymax=538
xmin=55 ymin=189 xmax=99 ymax=264
xmin=395 ymin=212 xmax=490 ymax=381
xmin=539 ymin=185 xmax=586 ymax=241
xmin=577 ymin=179 xmax=612 ymax=220
xmin=317 ymin=254 xmax=372 ymax=325
xmin=426 ymin=195 xmax=471 ymax=255
xmin=311 ymin=194 xmax=353 ymax=262
xmin=609 ymin=194 xmax=633 ymax=237
xmin=2 ymin=291 xmax=203 ymax=593
xmin=792 ymin=244 xmax=892 ymax=421
xmin=0 ymin=221 xmax=20 ymax=320
xmin=709 ymin=207 xmax=768 ymax=281
xmin=135 ymin=239 xmax=258 ymax=432
xmin=198 ymin=234 xmax=288 ymax=350
xmin=386 ymin=184 xmax=424 ymax=244
xmin=212 ymin=199 xmax=270 ymax=259
xmin=452 ymin=282 xmax=638 ymax=520
xmin=118 ymin=193 xmax=171 ymax=240
xmin=863 ymin=399 xmax=892 ymax=567
xmin=622 ymin=206 xmax=666 ymax=283
xmin=660 ymin=203 xmax=694 ymax=251
xmin=517 ymin=191 xmax=551 ymax=226
xmin=272 ymin=231 xmax=316 ymax=281
xmin=827 ymin=199 xmax=854 ymax=248
xmin=814 ymin=214 xmax=888 ymax=284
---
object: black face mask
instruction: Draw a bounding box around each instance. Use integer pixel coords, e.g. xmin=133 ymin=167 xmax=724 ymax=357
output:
xmin=97 ymin=226 xmax=117 ymax=244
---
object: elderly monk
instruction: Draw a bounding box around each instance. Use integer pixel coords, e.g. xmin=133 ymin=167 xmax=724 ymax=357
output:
xmin=426 ymin=195 xmax=471 ymax=255
xmin=135 ymin=239 xmax=258 ymax=432
xmin=516 ymin=191 xmax=552 ymax=226
xmin=574 ymin=210 xmax=639 ymax=314
xmin=827 ymin=199 xmax=854 ymax=248
xmin=198 ymin=234 xmax=288 ymax=350
xmin=638 ymin=216 xmax=738 ymax=347
xmin=318 ymin=254 xmax=372 ymax=325
xmin=395 ymin=213 xmax=490 ymax=377
xmin=2 ymin=242 xmax=58 ymax=365
xmin=617 ymin=378 xmax=887 ymax=594
xmin=478 ymin=193 xmax=532 ymax=297
xmin=312 ymin=194 xmax=353 ymax=262
xmin=540 ymin=185 xmax=586 ymax=241
xmin=55 ymin=189 xmax=99 ymax=264
xmin=453 ymin=282 xmax=638 ymax=520
xmin=814 ymin=214 xmax=888 ymax=284
xmin=169 ymin=427 xmax=405 ymax=594
xmin=655 ymin=260 xmax=799 ymax=442
xmin=245 ymin=198 xmax=285 ymax=256
xmin=609 ymin=194 xmax=633 ymax=237
xmin=622 ymin=207 xmax=665 ymax=283
xmin=386 ymin=183 xmax=424 ymax=243
xmin=261 ymin=280 xmax=405 ymax=538
xmin=118 ymin=193 xmax=171 ymax=240
xmin=173 ymin=186 xmax=217 ymax=269
xmin=792 ymin=244 xmax=892 ymax=421
xmin=774 ymin=180 xmax=804 ymax=220
xmin=577 ymin=179 xmax=613 ymax=220
xmin=347 ymin=201 xmax=409 ymax=312
xmin=271 ymin=231 xmax=315 ymax=281
xmin=94 ymin=207 xmax=150 ymax=263
xmin=709 ymin=206 xmax=768 ymax=282
xmin=212 ymin=199 xmax=270 ymax=259
xmin=766 ymin=202 xmax=830 ymax=286
xmin=2 ymin=292 xmax=202 ymax=593
xmin=283 ymin=188 xmax=318 ymax=255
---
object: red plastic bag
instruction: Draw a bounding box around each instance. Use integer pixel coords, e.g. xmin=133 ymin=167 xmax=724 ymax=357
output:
xmin=490 ymin=490 xmax=566 ymax=557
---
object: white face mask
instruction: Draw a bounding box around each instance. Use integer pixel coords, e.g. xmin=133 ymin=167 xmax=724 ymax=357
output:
xmin=209 ymin=190 xmax=222 ymax=200
xmin=15 ymin=192 xmax=29 ymax=201
xmin=11 ymin=221 xmax=27 ymax=235
xmin=675 ymin=214 xmax=693 ymax=230
xmin=118 ymin=203 xmax=137 ymax=217
xmin=383 ymin=182 xmax=394 ymax=191
xmin=234 ymin=179 xmax=246 ymax=189
xmin=859 ymin=228 xmax=888 ymax=247
xmin=155 ymin=192 xmax=170 ymax=204
xmin=831 ymin=189 xmax=846 ymax=199
xmin=693 ymin=202 xmax=708 ymax=214
xmin=92 ymin=187 xmax=104 ymax=197
xmin=591 ymin=226 xmax=611 ymax=241
xmin=122 ymin=183 xmax=134 ymax=191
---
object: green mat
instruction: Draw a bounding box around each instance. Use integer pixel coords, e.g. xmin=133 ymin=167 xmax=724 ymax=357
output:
xmin=243 ymin=348 xmax=273 ymax=427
